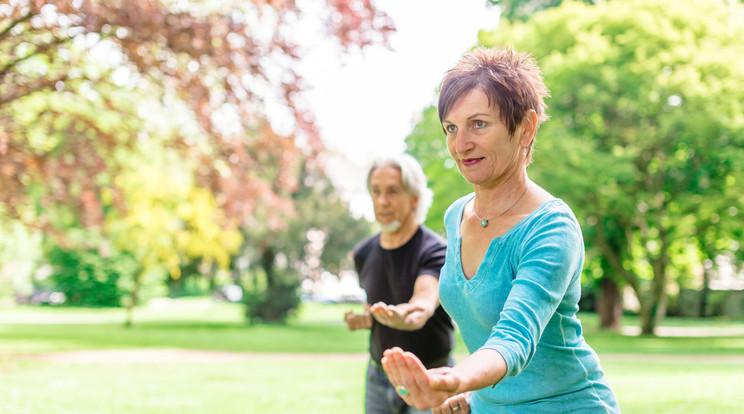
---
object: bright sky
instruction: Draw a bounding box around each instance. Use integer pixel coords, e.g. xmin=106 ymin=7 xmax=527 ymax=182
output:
xmin=297 ymin=1 xmax=501 ymax=219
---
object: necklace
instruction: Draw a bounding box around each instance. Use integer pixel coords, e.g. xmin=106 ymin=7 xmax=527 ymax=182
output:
xmin=473 ymin=187 xmax=528 ymax=228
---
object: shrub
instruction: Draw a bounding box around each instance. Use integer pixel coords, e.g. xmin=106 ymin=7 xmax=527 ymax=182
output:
xmin=243 ymin=268 xmax=301 ymax=324
xmin=47 ymin=246 xmax=135 ymax=307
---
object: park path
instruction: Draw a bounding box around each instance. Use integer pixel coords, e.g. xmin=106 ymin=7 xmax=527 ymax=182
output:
xmin=29 ymin=349 xmax=369 ymax=363
xmin=13 ymin=349 xmax=744 ymax=364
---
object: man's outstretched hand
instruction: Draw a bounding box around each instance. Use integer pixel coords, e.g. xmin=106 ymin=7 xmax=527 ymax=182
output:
xmin=344 ymin=309 xmax=372 ymax=330
xmin=369 ymin=302 xmax=431 ymax=331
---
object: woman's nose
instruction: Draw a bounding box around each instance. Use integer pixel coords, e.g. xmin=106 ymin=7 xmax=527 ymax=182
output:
xmin=454 ymin=131 xmax=471 ymax=155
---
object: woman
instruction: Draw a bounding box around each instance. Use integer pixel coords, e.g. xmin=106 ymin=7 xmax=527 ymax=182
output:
xmin=381 ymin=48 xmax=620 ymax=413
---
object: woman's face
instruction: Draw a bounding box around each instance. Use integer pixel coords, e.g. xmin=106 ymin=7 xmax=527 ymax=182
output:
xmin=442 ymin=88 xmax=531 ymax=187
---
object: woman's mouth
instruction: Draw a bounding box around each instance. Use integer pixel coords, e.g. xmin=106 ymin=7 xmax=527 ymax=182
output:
xmin=461 ymin=157 xmax=484 ymax=167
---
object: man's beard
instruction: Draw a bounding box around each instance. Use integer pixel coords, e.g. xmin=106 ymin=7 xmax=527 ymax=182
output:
xmin=379 ymin=220 xmax=402 ymax=233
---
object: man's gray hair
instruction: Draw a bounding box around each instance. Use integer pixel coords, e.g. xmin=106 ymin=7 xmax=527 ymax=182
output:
xmin=366 ymin=153 xmax=433 ymax=224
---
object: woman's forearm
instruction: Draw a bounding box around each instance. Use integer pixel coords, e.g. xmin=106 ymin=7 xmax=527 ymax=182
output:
xmin=451 ymin=348 xmax=508 ymax=394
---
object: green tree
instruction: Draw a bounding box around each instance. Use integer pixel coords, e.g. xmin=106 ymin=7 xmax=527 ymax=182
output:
xmin=241 ymin=165 xmax=372 ymax=323
xmin=406 ymin=107 xmax=470 ymax=235
xmin=46 ymin=244 xmax=135 ymax=307
xmin=408 ymin=0 xmax=744 ymax=335
xmin=0 ymin=1 xmax=392 ymax=319
xmin=106 ymin=140 xmax=242 ymax=326
xmin=0 ymin=218 xmax=41 ymax=302
xmin=692 ymin=176 xmax=744 ymax=316
xmin=487 ymin=0 xmax=597 ymax=21
xmin=479 ymin=0 xmax=744 ymax=334
xmin=1 ymin=1 xmax=393 ymax=233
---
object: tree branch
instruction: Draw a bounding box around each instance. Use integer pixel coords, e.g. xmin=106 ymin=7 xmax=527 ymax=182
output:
xmin=0 ymin=74 xmax=68 ymax=107
xmin=0 ymin=34 xmax=76 ymax=79
xmin=595 ymin=218 xmax=640 ymax=295
xmin=0 ymin=9 xmax=35 ymax=42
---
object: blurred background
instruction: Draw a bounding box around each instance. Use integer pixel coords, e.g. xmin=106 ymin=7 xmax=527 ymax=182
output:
xmin=1 ymin=0 xmax=743 ymax=413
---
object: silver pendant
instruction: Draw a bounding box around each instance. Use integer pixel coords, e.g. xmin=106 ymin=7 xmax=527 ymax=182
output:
xmin=480 ymin=218 xmax=489 ymax=228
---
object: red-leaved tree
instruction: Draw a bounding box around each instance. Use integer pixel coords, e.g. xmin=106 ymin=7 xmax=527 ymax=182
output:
xmin=0 ymin=0 xmax=392 ymax=231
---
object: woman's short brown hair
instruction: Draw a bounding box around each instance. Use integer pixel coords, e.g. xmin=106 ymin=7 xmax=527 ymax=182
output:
xmin=438 ymin=48 xmax=549 ymax=136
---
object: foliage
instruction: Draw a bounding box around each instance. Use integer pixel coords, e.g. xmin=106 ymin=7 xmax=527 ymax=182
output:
xmin=106 ymin=141 xmax=243 ymax=280
xmin=407 ymin=0 xmax=744 ymax=334
xmin=105 ymin=139 xmax=244 ymax=323
xmin=0 ymin=218 xmax=41 ymax=301
xmin=244 ymin=263 xmax=302 ymax=324
xmin=0 ymin=1 xmax=391 ymax=323
xmin=0 ymin=0 xmax=393 ymax=231
xmin=487 ymin=0 xmax=598 ymax=21
xmin=407 ymin=107 xmax=470 ymax=235
xmin=276 ymin=174 xmax=373 ymax=276
xmin=46 ymin=244 xmax=135 ymax=307
xmin=242 ymin=169 xmax=372 ymax=323
xmin=481 ymin=0 xmax=744 ymax=334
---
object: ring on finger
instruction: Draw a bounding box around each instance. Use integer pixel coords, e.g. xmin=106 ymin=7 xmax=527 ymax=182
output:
xmin=453 ymin=405 xmax=461 ymax=412
xmin=396 ymin=385 xmax=409 ymax=397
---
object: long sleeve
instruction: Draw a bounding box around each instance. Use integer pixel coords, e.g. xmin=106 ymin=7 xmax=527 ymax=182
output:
xmin=480 ymin=212 xmax=582 ymax=376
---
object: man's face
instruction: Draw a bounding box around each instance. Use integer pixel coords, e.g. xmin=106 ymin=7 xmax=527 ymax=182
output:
xmin=369 ymin=166 xmax=417 ymax=233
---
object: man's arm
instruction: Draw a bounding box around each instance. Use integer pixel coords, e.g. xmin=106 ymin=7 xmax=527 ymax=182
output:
xmin=369 ymin=274 xmax=439 ymax=331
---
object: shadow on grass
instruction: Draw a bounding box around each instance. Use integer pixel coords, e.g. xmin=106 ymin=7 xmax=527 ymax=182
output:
xmin=0 ymin=319 xmax=369 ymax=354
xmin=3 ymin=303 xmax=744 ymax=358
xmin=587 ymin=331 xmax=744 ymax=355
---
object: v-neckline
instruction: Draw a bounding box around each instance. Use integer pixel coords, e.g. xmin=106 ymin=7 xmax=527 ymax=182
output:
xmin=455 ymin=194 xmax=558 ymax=281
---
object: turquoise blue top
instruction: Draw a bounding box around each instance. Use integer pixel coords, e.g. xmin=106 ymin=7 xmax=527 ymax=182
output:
xmin=440 ymin=194 xmax=620 ymax=413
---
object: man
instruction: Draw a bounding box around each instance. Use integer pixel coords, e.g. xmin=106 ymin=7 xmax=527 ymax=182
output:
xmin=345 ymin=154 xmax=454 ymax=414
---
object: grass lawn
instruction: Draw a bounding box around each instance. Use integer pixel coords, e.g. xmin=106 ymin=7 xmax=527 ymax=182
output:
xmin=1 ymin=298 xmax=743 ymax=413
xmin=1 ymin=356 xmax=367 ymax=414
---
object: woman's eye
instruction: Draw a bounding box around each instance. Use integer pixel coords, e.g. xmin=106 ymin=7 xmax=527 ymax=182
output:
xmin=445 ymin=124 xmax=457 ymax=134
xmin=473 ymin=120 xmax=487 ymax=129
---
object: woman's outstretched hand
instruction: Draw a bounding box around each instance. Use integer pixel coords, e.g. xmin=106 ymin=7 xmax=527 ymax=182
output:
xmin=381 ymin=347 xmax=463 ymax=410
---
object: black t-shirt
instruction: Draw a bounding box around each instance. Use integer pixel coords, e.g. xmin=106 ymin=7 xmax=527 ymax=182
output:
xmin=353 ymin=226 xmax=453 ymax=367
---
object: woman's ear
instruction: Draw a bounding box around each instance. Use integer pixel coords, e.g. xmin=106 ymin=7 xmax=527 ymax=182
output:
xmin=519 ymin=109 xmax=539 ymax=148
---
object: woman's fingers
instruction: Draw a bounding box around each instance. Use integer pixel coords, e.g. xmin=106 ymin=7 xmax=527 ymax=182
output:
xmin=450 ymin=393 xmax=471 ymax=414
xmin=402 ymin=351 xmax=453 ymax=408
xmin=435 ymin=393 xmax=470 ymax=414
xmin=384 ymin=348 xmax=457 ymax=409
xmin=382 ymin=347 xmax=405 ymax=387
xmin=383 ymin=348 xmax=431 ymax=407
xmin=393 ymin=350 xmax=420 ymax=390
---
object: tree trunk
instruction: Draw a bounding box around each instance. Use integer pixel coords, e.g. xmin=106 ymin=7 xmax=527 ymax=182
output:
xmin=597 ymin=277 xmax=623 ymax=330
xmin=640 ymin=233 xmax=669 ymax=336
xmin=700 ymin=265 xmax=711 ymax=317
xmin=640 ymin=290 xmax=668 ymax=336
xmin=208 ymin=261 xmax=217 ymax=292
xmin=125 ymin=271 xmax=143 ymax=328
xmin=167 ymin=276 xmax=183 ymax=297
xmin=261 ymin=246 xmax=276 ymax=289
xmin=639 ymin=300 xmax=654 ymax=335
